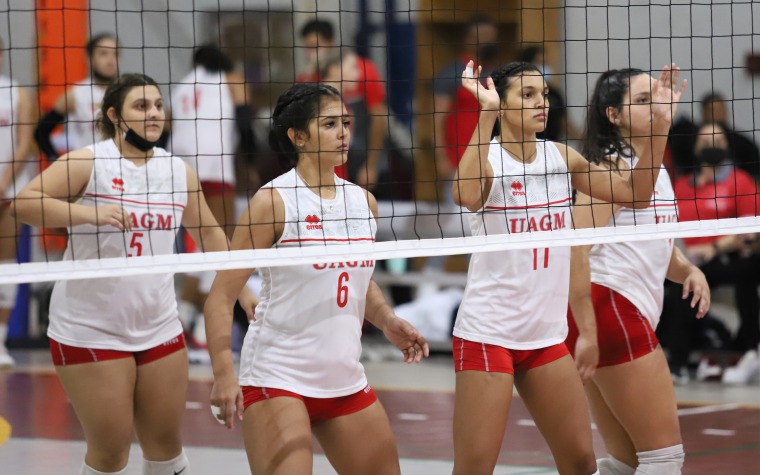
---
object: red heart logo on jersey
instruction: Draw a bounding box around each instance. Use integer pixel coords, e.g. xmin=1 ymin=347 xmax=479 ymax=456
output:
xmin=511 ymin=181 xmax=523 ymax=190
xmin=305 ymin=214 xmax=321 ymax=223
xmin=113 ymin=178 xmax=124 ymax=186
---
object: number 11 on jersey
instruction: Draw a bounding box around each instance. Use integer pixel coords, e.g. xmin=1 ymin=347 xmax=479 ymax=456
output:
xmin=532 ymin=248 xmax=549 ymax=270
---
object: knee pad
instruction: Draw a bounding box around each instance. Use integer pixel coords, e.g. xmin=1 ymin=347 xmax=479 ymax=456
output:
xmin=80 ymin=463 xmax=127 ymax=475
xmin=598 ymin=456 xmax=636 ymax=475
xmin=143 ymin=449 xmax=189 ymax=475
xmin=635 ymin=444 xmax=684 ymax=475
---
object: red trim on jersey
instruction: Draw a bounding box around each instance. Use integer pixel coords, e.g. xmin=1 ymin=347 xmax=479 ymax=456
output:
xmin=452 ymin=336 xmax=569 ymax=375
xmin=84 ymin=193 xmax=186 ymax=210
xmin=50 ymin=333 xmax=186 ymax=366
xmin=200 ymin=180 xmax=235 ymax=196
xmin=566 ymin=283 xmax=658 ymax=367
xmin=485 ymin=197 xmax=572 ymax=211
xmin=279 ymin=237 xmax=375 ymax=244
xmin=242 ymin=385 xmax=377 ymax=426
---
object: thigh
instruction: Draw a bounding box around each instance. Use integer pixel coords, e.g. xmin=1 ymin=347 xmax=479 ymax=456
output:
xmin=133 ymin=348 xmax=189 ymax=460
xmin=55 ymin=358 xmax=137 ymax=469
xmin=453 ymin=370 xmax=514 ymax=475
xmin=593 ymin=347 xmax=681 ymax=452
xmin=584 ymin=380 xmax=637 ymax=468
xmin=313 ymin=400 xmax=400 ymax=475
xmin=515 ymin=355 xmax=596 ymax=475
xmin=243 ymin=397 xmax=313 ymax=475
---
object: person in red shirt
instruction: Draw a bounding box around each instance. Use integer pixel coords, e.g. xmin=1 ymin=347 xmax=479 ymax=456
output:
xmin=297 ymin=19 xmax=387 ymax=189
xmin=662 ymin=122 xmax=760 ymax=382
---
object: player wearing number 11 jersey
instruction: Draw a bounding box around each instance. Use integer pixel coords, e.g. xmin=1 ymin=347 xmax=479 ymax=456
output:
xmin=450 ymin=61 xmax=684 ymax=475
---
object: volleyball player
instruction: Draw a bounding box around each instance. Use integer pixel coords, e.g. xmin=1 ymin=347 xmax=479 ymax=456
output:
xmin=0 ymin=36 xmax=35 ymax=368
xmin=566 ymin=69 xmax=708 ymax=475
xmin=171 ymin=44 xmax=255 ymax=349
xmin=203 ymin=83 xmax=429 ymax=475
xmin=450 ymin=61 xmax=685 ymax=475
xmin=34 ymin=33 xmax=118 ymax=160
xmin=14 ymin=73 xmax=255 ymax=475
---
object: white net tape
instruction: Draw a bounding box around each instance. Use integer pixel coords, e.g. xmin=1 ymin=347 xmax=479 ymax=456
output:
xmin=2 ymin=216 xmax=758 ymax=285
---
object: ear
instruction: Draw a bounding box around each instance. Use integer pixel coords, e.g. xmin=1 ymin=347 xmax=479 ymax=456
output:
xmin=605 ymin=106 xmax=622 ymax=126
xmin=287 ymin=128 xmax=297 ymax=145
xmin=106 ymin=107 xmax=121 ymax=131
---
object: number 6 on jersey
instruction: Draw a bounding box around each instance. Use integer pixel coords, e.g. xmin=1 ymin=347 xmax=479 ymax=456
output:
xmin=337 ymin=272 xmax=349 ymax=307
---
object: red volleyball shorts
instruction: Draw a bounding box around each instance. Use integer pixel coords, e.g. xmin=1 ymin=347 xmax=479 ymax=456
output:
xmin=242 ymin=385 xmax=377 ymax=426
xmin=566 ymin=283 xmax=658 ymax=367
xmin=200 ymin=180 xmax=235 ymax=196
xmin=452 ymin=336 xmax=569 ymax=374
xmin=50 ymin=333 xmax=186 ymax=366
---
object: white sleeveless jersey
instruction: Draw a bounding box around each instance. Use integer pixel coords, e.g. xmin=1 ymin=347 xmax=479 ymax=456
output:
xmin=454 ymin=140 xmax=573 ymax=349
xmin=170 ymin=67 xmax=237 ymax=184
xmin=67 ymin=79 xmax=106 ymax=150
xmin=48 ymin=139 xmax=187 ymax=350
xmin=0 ymin=75 xmax=19 ymax=199
xmin=589 ymin=158 xmax=677 ymax=326
xmin=238 ymin=169 xmax=377 ymax=397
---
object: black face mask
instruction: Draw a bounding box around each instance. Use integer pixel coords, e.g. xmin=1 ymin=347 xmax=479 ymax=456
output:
xmin=699 ymin=147 xmax=727 ymax=167
xmin=477 ymin=43 xmax=499 ymax=63
xmin=124 ymin=128 xmax=160 ymax=152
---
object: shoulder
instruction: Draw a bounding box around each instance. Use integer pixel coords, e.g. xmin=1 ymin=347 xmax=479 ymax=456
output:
xmin=249 ymin=186 xmax=285 ymax=223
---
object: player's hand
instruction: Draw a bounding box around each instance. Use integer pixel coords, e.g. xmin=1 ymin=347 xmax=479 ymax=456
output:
xmin=461 ymin=60 xmax=500 ymax=111
xmin=652 ymin=63 xmax=687 ymax=122
xmin=682 ymin=266 xmax=710 ymax=318
xmin=382 ymin=315 xmax=430 ymax=363
xmin=93 ymin=204 xmax=132 ymax=231
xmin=210 ymin=373 xmax=244 ymax=430
xmin=238 ymin=286 xmax=259 ymax=322
xmin=573 ymin=333 xmax=599 ymax=383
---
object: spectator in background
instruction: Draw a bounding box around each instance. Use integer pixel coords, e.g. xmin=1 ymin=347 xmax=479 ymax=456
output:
xmin=35 ymin=33 xmax=119 ymax=160
xmin=518 ymin=45 xmax=581 ymax=143
xmin=298 ymin=19 xmax=387 ymax=190
xmin=660 ymin=122 xmax=760 ymax=384
xmin=431 ymin=15 xmax=500 ymax=183
xmin=0 ymin=36 xmax=35 ymax=368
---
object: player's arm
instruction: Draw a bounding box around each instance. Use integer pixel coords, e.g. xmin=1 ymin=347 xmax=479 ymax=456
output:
xmin=12 ymin=148 xmax=130 ymax=229
xmin=452 ymin=62 xmax=497 ymax=212
xmin=181 ymin=163 xmax=229 ymax=253
xmin=568 ymin=187 xmax=618 ymax=382
xmin=665 ymin=246 xmax=710 ymax=318
xmin=433 ymin=93 xmax=454 ymax=179
xmin=0 ymin=87 xmax=35 ymax=195
xmin=34 ymin=88 xmax=76 ymax=161
xmin=203 ymin=187 xmax=283 ymax=428
xmin=226 ymin=71 xmax=256 ymax=164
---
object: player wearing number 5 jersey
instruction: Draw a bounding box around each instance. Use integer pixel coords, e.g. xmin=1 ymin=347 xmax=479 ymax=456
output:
xmin=14 ymin=74 xmax=256 ymax=475
xmin=450 ymin=61 xmax=685 ymax=475
xmin=204 ymin=83 xmax=429 ymax=475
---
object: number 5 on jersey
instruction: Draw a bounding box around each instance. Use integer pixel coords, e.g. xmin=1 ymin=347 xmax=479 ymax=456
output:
xmin=128 ymin=232 xmax=144 ymax=257
xmin=337 ymin=272 xmax=349 ymax=308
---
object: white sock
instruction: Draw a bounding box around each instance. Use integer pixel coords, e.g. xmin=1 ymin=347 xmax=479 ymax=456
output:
xmin=635 ymin=444 xmax=684 ymax=475
xmin=598 ymin=455 xmax=636 ymax=475
xmin=80 ymin=463 xmax=128 ymax=475
xmin=143 ymin=449 xmax=189 ymax=475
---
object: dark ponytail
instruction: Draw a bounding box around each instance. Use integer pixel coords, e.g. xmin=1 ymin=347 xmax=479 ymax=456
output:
xmin=583 ymin=68 xmax=646 ymax=169
xmin=269 ymin=83 xmax=342 ymax=170
xmin=488 ymin=61 xmax=542 ymax=138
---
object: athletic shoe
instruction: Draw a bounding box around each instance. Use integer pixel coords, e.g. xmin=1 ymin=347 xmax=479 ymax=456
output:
xmin=671 ymin=366 xmax=690 ymax=385
xmin=696 ymin=356 xmax=723 ymax=381
xmin=722 ymin=350 xmax=760 ymax=384
xmin=0 ymin=351 xmax=15 ymax=368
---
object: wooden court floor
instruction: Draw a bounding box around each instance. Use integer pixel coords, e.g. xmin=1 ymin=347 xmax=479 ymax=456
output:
xmin=0 ymin=355 xmax=758 ymax=474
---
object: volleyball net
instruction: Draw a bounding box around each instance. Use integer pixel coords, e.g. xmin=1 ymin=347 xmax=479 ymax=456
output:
xmin=1 ymin=1 xmax=759 ymax=286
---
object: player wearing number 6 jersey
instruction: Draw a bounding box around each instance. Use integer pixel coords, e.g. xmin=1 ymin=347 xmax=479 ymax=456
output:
xmin=450 ymin=61 xmax=685 ymax=475
xmin=566 ymin=69 xmax=708 ymax=475
xmin=14 ymin=74 xmax=256 ymax=475
xmin=204 ymin=83 xmax=429 ymax=475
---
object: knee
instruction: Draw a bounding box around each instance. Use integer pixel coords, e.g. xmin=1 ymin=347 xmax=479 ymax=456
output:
xmin=453 ymin=456 xmax=497 ymax=475
xmin=85 ymin=447 xmax=130 ymax=473
xmin=138 ymin=430 xmax=183 ymax=461
xmin=557 ymin=450 xmax=597 ymax=475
